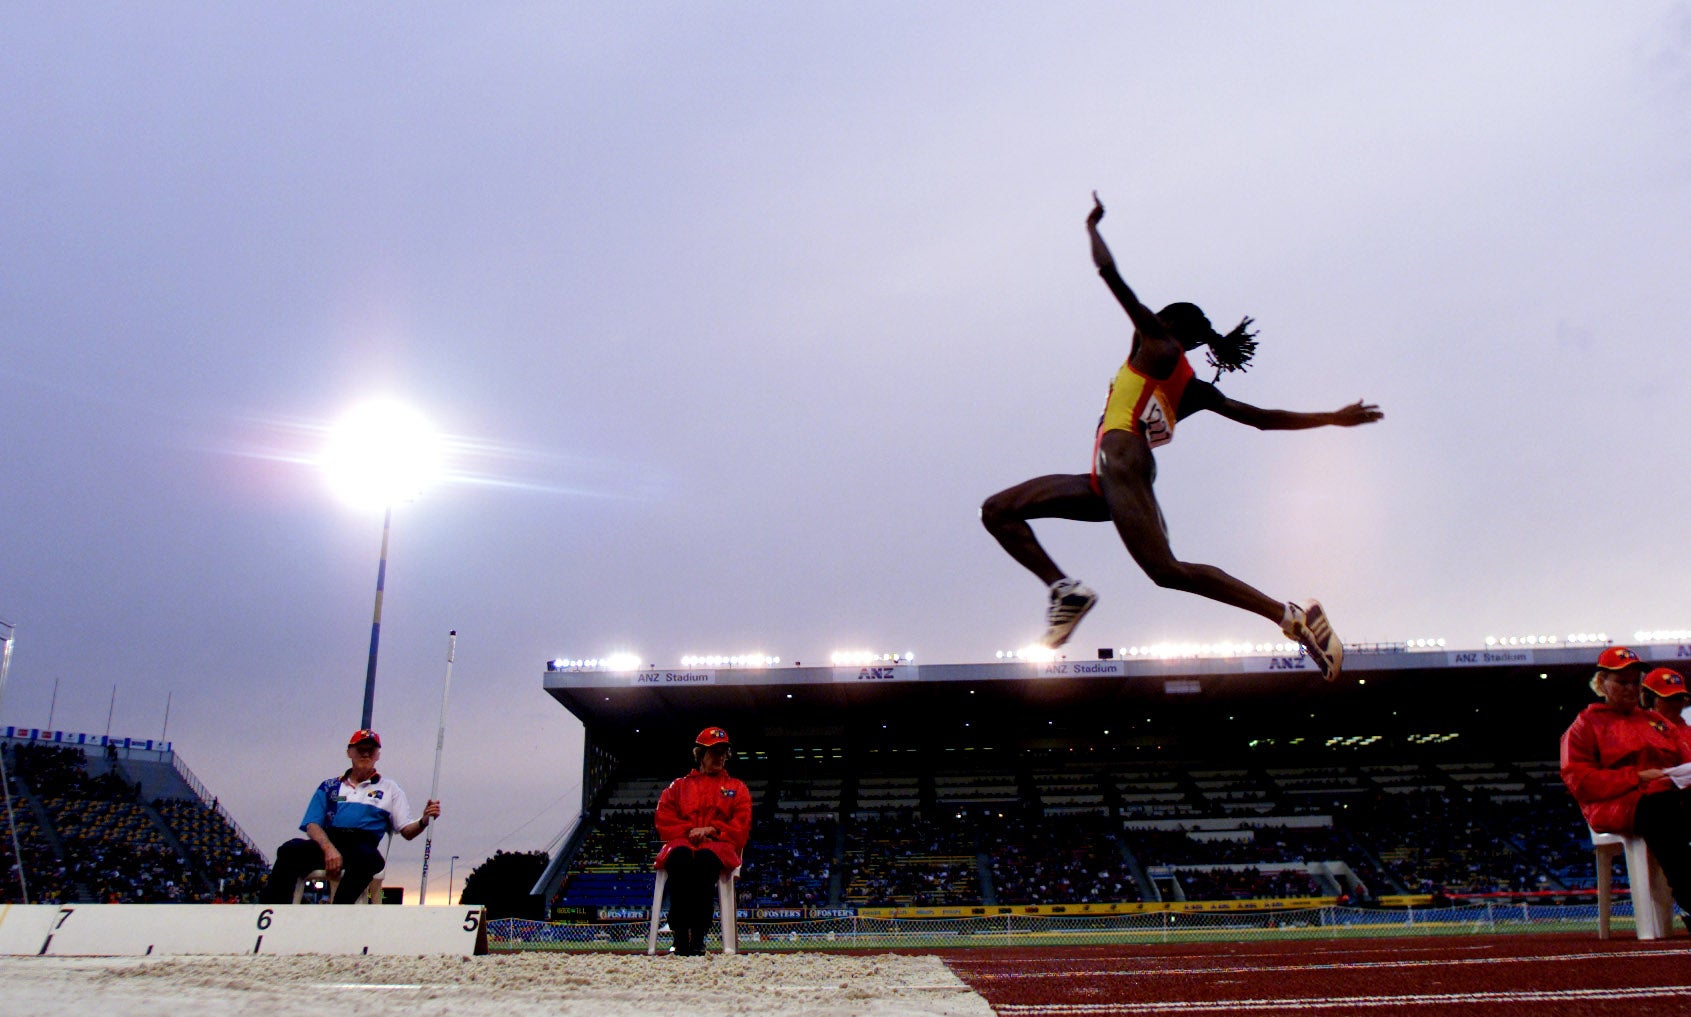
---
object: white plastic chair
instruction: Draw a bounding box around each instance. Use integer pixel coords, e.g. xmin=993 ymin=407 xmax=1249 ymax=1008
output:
xmin=646 ymin=864 xmax=741 ymax=955
xmin=1591 ymin=827 xmax=1676 ymax=939
xmin=292 ymin=867 xmax=385 ymax=904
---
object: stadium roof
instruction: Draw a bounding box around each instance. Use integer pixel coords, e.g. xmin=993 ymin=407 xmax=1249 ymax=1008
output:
xmin=543 ymin=640 xmax=1691 ymax=763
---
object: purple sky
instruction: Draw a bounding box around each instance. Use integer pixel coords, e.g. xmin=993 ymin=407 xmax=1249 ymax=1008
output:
xmin=3 ymin=3 xmax=1689 ymax=901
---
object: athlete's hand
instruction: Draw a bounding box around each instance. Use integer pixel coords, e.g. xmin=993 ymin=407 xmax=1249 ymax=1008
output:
xmin=322 ymin=846 xmax=344 ymax=880
xmin=1331 ymin=401 xmax=1382 ymax=427
xmin=1087 ymin=191 xmax=1106 ymax=228
xmin=1640 ymin=768 xmax=1667 ymax=783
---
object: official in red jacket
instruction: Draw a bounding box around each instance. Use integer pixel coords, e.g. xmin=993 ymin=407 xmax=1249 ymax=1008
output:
xmin=1643 ymin=667 xmax=1691 ymax=757
xmin=1560 ymin=646 xmax=1691 ymax=930
xmin=653 ymin=726 xmax=752 ymax=955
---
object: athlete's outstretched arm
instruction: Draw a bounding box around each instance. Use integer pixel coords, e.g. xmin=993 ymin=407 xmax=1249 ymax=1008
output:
xmin=1191 ymin=381 xmax=1383 ymax=431
xmin=1087 ymin=193 xmax=1166 ymax=340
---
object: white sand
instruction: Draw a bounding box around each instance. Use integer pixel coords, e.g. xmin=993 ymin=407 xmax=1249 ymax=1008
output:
xmin=0 ymin=952 xmax=995 ymax=1017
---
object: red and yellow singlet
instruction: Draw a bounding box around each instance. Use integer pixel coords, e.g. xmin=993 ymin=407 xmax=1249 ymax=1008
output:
xmin=1089 ymin=354 xmax=1195 ymax=492
xmin=1099 ymin=354 xmax=1194 ymax=446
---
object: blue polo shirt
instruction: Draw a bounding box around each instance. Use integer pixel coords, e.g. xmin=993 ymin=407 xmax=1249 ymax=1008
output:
xmin=300 ymin=770 xmax=413 ymax=835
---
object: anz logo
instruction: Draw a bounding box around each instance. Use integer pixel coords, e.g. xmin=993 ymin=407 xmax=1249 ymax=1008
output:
xmin=1678 ymin=645 xmax=1691 ymax=658
xmin=1268 ymin=657 xmax=1308 ymax=670
xmin=858 ymin=667 xmax=897 ymax=681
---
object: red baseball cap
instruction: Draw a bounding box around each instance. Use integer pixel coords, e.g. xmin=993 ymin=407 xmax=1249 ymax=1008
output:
xmin=348 ymin=729 xmax=382 ymax=747
xmin=695 ymin=726 xmax=730 ymax=747
xmin=1596 ymin=647 xmax=1647 ymax=672
xmin=1643 ymin=668 xmax=1688 ymax=698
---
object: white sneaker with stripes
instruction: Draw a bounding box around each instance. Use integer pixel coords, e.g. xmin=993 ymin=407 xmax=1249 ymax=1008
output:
xmin=1283 ymin=599 xmax=1343 ymax=681
xmin=1040 ymin=579 xmax=1098 ymax=649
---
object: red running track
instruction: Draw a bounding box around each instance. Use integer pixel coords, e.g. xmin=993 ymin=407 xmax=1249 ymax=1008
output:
xmin=939 ymin=933 xmax=1691 ymax=1017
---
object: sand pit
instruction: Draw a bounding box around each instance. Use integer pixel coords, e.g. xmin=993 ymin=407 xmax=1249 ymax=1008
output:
xmin=0 ymin=951 xmax=994 ymax=1017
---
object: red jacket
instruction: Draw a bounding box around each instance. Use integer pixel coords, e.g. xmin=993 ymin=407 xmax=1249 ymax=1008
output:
xmin=1661 ymin=713 xmax=1691 ymax=758
xmin=1560 ymin=703 xmax=1685 ymax=833
xmin=653 ymin=769 xmax=752 ymax=871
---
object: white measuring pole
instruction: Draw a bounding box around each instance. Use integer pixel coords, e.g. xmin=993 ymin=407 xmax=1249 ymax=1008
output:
xmin=418 ymin=630 xmax=456 ymax=904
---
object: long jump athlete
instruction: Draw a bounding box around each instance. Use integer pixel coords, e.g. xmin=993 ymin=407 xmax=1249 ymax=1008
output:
xmin=980 ymin=193 xmax=1382 ymax=680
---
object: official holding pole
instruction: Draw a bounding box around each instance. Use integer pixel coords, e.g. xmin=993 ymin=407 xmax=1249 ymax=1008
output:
xmin=259 ymin=729 xmax=442 ymax=904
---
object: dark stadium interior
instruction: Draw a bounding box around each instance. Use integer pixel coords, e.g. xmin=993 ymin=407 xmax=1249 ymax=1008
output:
xmin=537 ymin=646 xmax=1677 ymax=916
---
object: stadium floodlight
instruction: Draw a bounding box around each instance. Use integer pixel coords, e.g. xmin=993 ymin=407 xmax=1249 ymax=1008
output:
xmin=321 ymin=398 xmax=446 ymax=730
xmin=679 ymin=654 xmax=779 ymax=668
xmin=550 ymin=654 xmax=643 ymax=672
xmin=830 ymin=650 xmax=911 ymax=666
xmin=322 ymin=398 xmax=445 ymax=512
xmin=1634 ymin=629 xmax=1690 ymax=643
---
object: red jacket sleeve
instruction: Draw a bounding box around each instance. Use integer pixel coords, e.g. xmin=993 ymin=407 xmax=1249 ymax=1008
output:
xmin=654 ymin=777 xmax=692 ymax=844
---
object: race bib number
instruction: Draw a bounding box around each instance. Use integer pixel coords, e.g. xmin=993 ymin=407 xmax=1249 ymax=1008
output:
xmin=1139 ymin=396 xmax=1174 ymax=448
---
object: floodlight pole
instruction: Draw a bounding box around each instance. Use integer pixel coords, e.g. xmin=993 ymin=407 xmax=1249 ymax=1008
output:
xmin=0 ymin=621 xmax=30 ymax=903
xmin=360 ymin=505 xmax=393 ymax=730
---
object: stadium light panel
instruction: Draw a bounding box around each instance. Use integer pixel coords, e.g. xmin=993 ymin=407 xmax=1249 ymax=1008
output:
xmin=321 ymin=398 xmax=445 ymax=511
xmin=1636 ymin=629 xmax=1691 ymax=642
xmin=680 ymin=653 xmax=779 ymax=668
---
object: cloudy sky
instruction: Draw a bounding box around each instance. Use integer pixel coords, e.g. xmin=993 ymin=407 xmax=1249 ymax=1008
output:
xmin=3 ymin=3 xmax=1689 ymax=901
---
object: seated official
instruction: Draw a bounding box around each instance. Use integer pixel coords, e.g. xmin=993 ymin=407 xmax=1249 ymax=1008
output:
xmin=654 ymin=726 xmax=752 ymax=955
xmin=1561 ymin=647 xmax=1691 ymax=933
xmin=1643 ymin=667 xmax=1691 ymax=755
xmin=259 ymin=729 xmax=440 ymax=904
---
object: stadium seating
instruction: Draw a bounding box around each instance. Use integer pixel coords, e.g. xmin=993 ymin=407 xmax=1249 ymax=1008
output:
xmin=990 ymin=813 xmax=1140 ymax=904
xmin=547 ymin=755 xmax=1611 ymax=911
xmin=2 ymin=740 xmax=268 ymax=904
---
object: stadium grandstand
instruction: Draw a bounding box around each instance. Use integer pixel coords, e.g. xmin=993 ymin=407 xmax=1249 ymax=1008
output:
xmin=530 ymin=636 xmax=1691 ymax=925
xmin=1 ymin=729 xmax=271 ymax=904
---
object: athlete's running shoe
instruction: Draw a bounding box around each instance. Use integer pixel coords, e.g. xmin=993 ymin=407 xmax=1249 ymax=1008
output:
xmin=1283 ymin=599 xmax=1343 ymax=681
xmin=1040 ymin=579 xmax=1098 ymax=649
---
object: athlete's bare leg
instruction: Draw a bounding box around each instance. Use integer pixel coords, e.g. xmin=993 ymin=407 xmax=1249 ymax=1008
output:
xmin=980 ymin=474 xmax=1110 ymax=586
xmin=1094 ymin=429 xmax=1283 ymax=622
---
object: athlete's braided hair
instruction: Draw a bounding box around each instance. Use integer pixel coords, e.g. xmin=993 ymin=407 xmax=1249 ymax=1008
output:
xmin=1205 ymin=316 xmax=1258 ymax=384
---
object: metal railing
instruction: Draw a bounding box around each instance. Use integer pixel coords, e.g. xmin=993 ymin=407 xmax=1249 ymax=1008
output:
xmin=489 ymin=900 xmax=1662 ymax=950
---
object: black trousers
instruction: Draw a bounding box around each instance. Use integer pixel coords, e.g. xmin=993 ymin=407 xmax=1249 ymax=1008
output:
xmin=1632 ymin=788 xmax=1691 ymax=913
xmin=662 ymin=847 xmax=723 ymax=952
xmin=259 ymin=829 xmax=386 ymax=904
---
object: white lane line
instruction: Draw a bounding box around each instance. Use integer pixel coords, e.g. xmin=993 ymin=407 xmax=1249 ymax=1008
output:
xmin=948 ymin=943 xmax=1498 ymax=966
xmin=967 ymin=947 xmax=1688 ymax=980
xmin=993 ymin=983 xmax=1691 ymax=1013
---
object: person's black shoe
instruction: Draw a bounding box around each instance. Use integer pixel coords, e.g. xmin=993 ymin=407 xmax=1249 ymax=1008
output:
xmin=676 ymin=927 xmax=705 ymax=955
